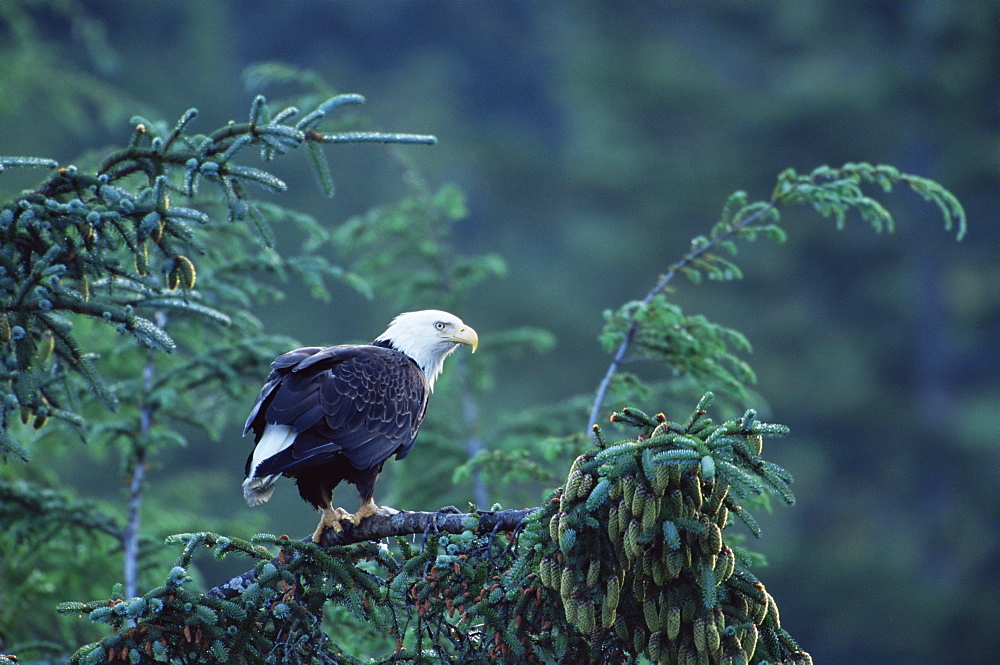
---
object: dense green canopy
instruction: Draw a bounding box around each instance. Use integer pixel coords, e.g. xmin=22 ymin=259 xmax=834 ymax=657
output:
xmin=0 ymin=3 xmax=995 ymax=663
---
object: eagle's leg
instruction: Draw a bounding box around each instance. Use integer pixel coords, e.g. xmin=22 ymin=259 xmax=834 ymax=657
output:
xmin=345 ymin=473 xmax=399 ymax=527
xmin=345 ymin=497 xmax=399 ymax=527
xmin=311 ymin=491 xmax=353 ymax=542
xmin=311 ymin=506 xmax=353 ymax=542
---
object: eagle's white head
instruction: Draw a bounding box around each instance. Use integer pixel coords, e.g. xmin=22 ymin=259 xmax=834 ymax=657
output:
xmin=374 ymin=310 xmax=478 ymax=390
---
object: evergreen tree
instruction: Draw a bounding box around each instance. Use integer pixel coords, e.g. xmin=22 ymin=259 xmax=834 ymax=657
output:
xmin=0 ymin=81 xmax=437 ymax=657
xmin=0 ymin=77 xmax=965 ymax=664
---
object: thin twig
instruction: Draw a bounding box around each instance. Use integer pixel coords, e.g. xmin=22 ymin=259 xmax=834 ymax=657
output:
xmin=587 ymin=201 xmax=779 ymax=435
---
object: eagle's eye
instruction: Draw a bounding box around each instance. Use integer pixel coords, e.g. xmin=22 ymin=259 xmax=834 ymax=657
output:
xmin=434 ymin=321 xmax=447 ymax=331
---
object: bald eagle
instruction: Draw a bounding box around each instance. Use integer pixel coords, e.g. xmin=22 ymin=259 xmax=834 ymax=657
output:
xmin=242 ymin=310 xmax=478 ymax=542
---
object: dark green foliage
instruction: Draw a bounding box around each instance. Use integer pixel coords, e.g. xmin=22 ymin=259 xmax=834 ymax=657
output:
xmin=526 ymin=394 xmax=808 ymax=664
xmin=0 ymin=92 xmax=434 ymax=455
xmin=601 ymin=295 xmax=756 ymax=400
xmin=334 ymin=181 xmax=501 ymax=312
xmin=3 ymin=141 xmax=966 ymax=661
xmin=589 ymin=162 xmax=967 ymax=429
xmin=41 ymin=150 xmax=961 ymax=662
xmin=0 ymin=86 xmax=439 ymax=655
xmin=0 ymin=45 xmax=971 ymax=665
xmin=57 ymin=395 xmax=811 ymax=665
xmin=58 ymin=534 xmax=279 ymax=665
xmin=772 ymin=163 xmax=966 ymax=239
xmin=1 ymin=6 xmax=989 ymax=664
xmin=0 ymin=478 xmax=123 ymax=543
xmin=58 ymin=526 xmax=529 ymax=664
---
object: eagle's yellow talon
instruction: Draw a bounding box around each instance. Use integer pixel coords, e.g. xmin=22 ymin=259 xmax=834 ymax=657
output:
xmin=343 ymin=500 xmax=399 ymax=527
xmin=312 ymin=506 xmax=353 ymax=542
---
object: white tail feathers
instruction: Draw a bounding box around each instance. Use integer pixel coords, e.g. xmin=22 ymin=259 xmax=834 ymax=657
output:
xmin=243 ymin=474 xmax=278 ymax=506
xmin=243 ymin=424 xmax=297 ymax=506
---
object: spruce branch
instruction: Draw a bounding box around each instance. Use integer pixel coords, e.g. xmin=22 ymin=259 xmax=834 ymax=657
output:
xmin=0 ymin=478 xmax=124 ymax=541
xmin=1 ymin=92 xmax=437 ymax=446
xmin=588 ymin=162 xmax=967 ymax=434
xmin=64 ymin=395 xmax=805 ymax=665
xmin=314 ymin=131 xmax=437 ymax=145
xmin=588 ymin=201 xmax=778 ymax=432
xmin=207 ymin=507 xmax=534 ymax=601
xmin=0 ymin=156 xmax=60 ymax=172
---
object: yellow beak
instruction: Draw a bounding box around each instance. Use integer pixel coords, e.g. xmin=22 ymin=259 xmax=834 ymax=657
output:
xmin=450 ymin=326 xmax=479 ymax=353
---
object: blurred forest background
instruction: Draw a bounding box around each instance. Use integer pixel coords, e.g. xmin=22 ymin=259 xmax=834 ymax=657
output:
xmin=0 ymin=1 xmax=997 ymax=664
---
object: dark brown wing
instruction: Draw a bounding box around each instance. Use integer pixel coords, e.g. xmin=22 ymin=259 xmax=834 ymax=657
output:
xmin=244 ymin=344 xmax=428 ymax=477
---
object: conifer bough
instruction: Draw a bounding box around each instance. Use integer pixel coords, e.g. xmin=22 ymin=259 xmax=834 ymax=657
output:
xmin=58 ymin=394 xmax=814 ymax=665
xmin=0 ymin=93 xmax=436 ymax=458
xmin=589 ymin=162 xmax=966 ymax=433
xmin=4 ymin=86 xmax=966 ymax=664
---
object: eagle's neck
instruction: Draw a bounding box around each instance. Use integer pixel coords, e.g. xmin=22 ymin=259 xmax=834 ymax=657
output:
xmin=370 ymin=338 xmax=456 ymax=391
